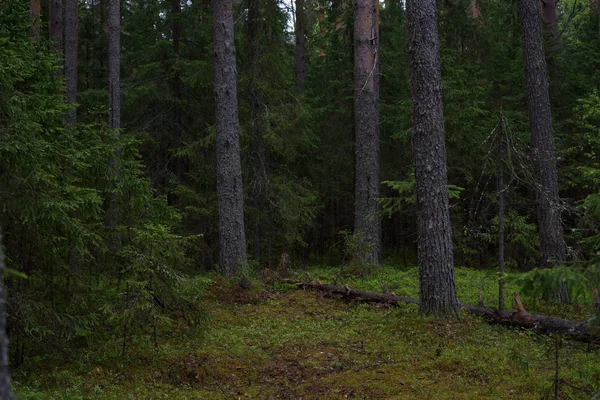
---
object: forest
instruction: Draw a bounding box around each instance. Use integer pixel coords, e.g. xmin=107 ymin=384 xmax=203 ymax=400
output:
xmin=1 ymin=0 xmax=600 ymax=397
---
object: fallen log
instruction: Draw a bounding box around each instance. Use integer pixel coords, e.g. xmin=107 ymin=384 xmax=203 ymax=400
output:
xmin=281 ymin=279 xmax=600 ymax=344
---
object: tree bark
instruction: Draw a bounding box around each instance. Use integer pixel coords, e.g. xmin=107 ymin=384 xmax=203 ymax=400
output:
xmin=247 ymin=0 xmax=268 ymax=264
xmin=519 ymin=0 xmax=568 ymax=302
xmin=354 ymin=0 xmax=382 ymax=265
xmin=498 ymin=112 xmax=506 ymax=312
xmin=283 ymin=279 xmax=600 ymax=343
xmin=107 ymin=0 xmax=122 ymax=256
xmin=172 ymin=0 xmax=184 ymax=179
xmin=49 ymin=0 xmax=64 ymax=59
xmin=0 ymin=231 xmax=14 ymax=400
xmin=295 ymin=0 xmax=306 ymax=92
xmin=213 ymin=0 xmax=248 ymax=275
xmin=30 ymin=0 xmax=41 ymax=43
xmin=65 ymin=0 xmax=78 ymax=124
xmin=407 ymin=0 xmax=459 ymax=316
xmin=109 ymin=0 xmax=120 ymax=130
xmin=540 ymin=0 xmax=558 ymax=35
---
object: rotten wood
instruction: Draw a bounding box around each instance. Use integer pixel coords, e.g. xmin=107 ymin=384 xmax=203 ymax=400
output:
xmin=282 ymin=279 xmax=600 ymax=343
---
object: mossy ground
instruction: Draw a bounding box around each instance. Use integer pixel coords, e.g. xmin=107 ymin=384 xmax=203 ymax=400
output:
xmin=13 ymin=265 xmax=600 ymax=399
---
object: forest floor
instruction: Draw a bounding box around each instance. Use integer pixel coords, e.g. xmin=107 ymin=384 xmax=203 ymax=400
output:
xmin=13 ymin=265 xmax=600 ymax=399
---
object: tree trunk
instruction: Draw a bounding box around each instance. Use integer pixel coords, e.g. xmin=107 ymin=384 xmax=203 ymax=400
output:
xmin=540 ymin=0 xmax=558 ymax=35
xmin=109 ymin=0 xmax=120 ymax=130
xmin=247 ymin=0 xmax=268 ymax=264
xmin=354 ymin=0 xmax=382 ymax=265
xmin=472 ymin=0 xmax=481 ymax=19
xmin=107 ymin=0 xmax=122 ymax=256
xmin=30 ymin=0 xmax=41 ymax=43
xmin=519 ymin=0 xmax=568 ymax=302
xmin=498 ymin=112 xmax=506 ymax=312
xmin=407 ymin=0 xmax=459 ymax=316
xmin=65 ymin=0 xmax=78 ymax=124
xmin=49 ymin=0 xmax=64 ymax=59
xmin=295 ymin=0 xmax=306 ymax=92
xmin=172 ymin=0 xmax=183 ymax=179
xmin=0 ymin=231 xmax=14 ymax=400
xmin=213 ymin=0 xmax=248 ymax=275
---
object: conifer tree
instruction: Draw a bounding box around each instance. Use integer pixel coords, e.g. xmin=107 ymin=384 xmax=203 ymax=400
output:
xmin=213 ymin=0 xmax=248 ymax=275
xmin=65 ymin=0 xmax=78 ymax=123
xmin=0 ymin=231 xmax=13 ymax=400
xmin=49 ymin=0 xmax=64 ymax=57
xmin=354 ymin=0 xmax=382 ymax=264
xmin=518 ymin=0 xmax=568 ymax=302
xmin=295 ymin=0 xmax=306 ymax=92
xmin=407 ymin=0 xmax=459 ymax=315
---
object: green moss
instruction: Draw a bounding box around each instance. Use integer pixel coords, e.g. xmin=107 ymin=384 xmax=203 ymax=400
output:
xmin=13 ymin=266 xmax=600 ymax=399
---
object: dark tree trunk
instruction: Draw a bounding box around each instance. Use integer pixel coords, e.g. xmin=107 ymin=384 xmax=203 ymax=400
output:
xmin=0 ymin=231 xmax=14 ymax=400
xmin=498 ymin=112 xmax=506 ymax=312
xmin=49 ymin=0 xmax=64 ymax=58
xmin=108 ymin=0 xmax=120 ymax=130
xmin=519 ymin=0 xmax=568 ymax=302
xmin=107 ymin=0 xmax=122 ymax=256
xmin=247 ymin=0 xmax=267 ymax=263
xmin=353 ymin=0 xmax=382 ymax=265
xmin=472 ymin=0 xmax=480 ymax=19
xmin=295 ymin=0 xmax=306 ymax=92
xmin=30 ymin=0 xmax=41 ymax=43
xmin=65 ymin=0 xmax=78 ymax=124
xmin=407 ymin=0 xmax=459 ymax=316
xmin=540 ymin=0 xmax=558 ymax=34
xmin=171 ymin=0 xmax=184 ymax=179
xmin=213 ymin=0 xmax=248 ymax=275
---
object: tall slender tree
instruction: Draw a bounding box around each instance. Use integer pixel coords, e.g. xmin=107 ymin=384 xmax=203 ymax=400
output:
xmin=213 ymin=0 xmax=248 ymax=275
xmin=49 ymin=0 xmax=64 ymax=57
xmin=540 ymin=0 xmax=558 ymax=34
xmin=30 ymin=0 xmax=41 ymax=43
xmin=107 ymin=0 xmax=122 ymax=256
xmin=295 ymin=0 xmax=306 ymax=92
xmin=247 ymin=0 xmax=268 ymax=263
xmin=65 ymin=0 xmax=78 ymax=124
xmin=108 ymin=0 xmax=120 ymax=130
xmin=519 ymin=0 xmax=568 ymax=302
xmin=407 ymin=0 xmax=459 ymax=315
xmin=0 ymin=231 xmax=13 ymax=399
xmin=353 ymin=0 xmax=382 ymax=264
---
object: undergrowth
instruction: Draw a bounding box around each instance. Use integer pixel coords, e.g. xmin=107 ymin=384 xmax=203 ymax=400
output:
xmin=13 ymin=265 xmax=600 ymax=399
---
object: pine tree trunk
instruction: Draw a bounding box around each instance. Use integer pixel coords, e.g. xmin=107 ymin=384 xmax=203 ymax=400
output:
xmin=247 ymin=0 xmax=268 ymax=264
xmin=172 ymin=0 xmax=183 ymax=179
xmin=540 ymin=0 xmax=558 ymax=34
xmin=354 ymin=0 xmax=382 ymax=264
xmin=295 ymin=0 xmax=306 ymax=92
xmin=407 ymin=0 xmax=459 ymax=316
xmin=498 ymin=112 xmax=506 ymax=312
xmin=213 ymin=0 xmax=248 ymax=275
xmin=49 ymin=0 xmax=64 ymax=59
xmin=0 ymin=231 xmax=14 ymax=400
xmin=65 ymin=0 xmax=78 ymax=124
xmin=107 ymin=0 xmax=122 ymax=256
xmin=109 ymin=0 xmax=120 ymax=130
xmin=519 ymin=0 xmax=568 ymax=302
xmin=30 ymin=0 xmax=41 ymax=43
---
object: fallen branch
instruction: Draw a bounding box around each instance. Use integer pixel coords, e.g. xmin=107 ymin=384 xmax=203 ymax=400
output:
xmin=281 ymin=279 xmax=600 ymax=344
